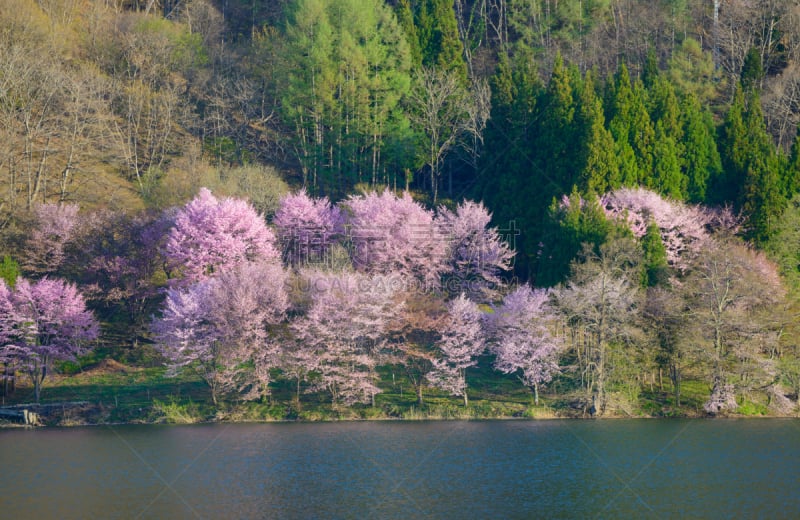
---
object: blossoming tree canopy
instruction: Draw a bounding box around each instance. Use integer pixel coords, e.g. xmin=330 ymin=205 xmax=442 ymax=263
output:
xmin=291 ymin=270 xmax=401 ymax=405
xmin=0 ymin=277 xmax=98 ymax=403
xmin=22 ymin=202 xmax=80 ymax=275
xmin=273 ymin=189 xmax=343 ymax=265
xmin=165 ymin=188 xmax=279 ymax=284
xmin=437 ymin=200 xmax=515 ymax=300
xmin=600 ymin=187 xmax=737 ymax=268
xmin=427 ymin=293 xmax=485 ymax=406
xmin=152 ymin=261 xmax=290 ymax=403
xmin=344 ymin=189 xmax=447 ymax=288
xmin=489 ymin=285 xmax=562 ymax=404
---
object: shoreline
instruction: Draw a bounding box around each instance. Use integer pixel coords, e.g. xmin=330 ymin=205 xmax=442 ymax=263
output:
xmin=1 ymin=401 xmax=795 ymax=429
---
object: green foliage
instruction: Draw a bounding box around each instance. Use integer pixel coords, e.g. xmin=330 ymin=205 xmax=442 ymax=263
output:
xmin=152 ymin=397 xmax=207 ymax=424
xmin=680 ymin=94 xmax=722 ymax=203
xmin=0 ymin=255 xmax=19 ymax=288
xmin=476 ymin=51 xmax=544 ymax=279
xmin=738 ymin=90 xmax=785 ymax=244
xmin=650 ymin=121 xmax=686 ymax=199
xmin=537 ymin=188 xmax=614 ymax=287
xmin=576 ymin=72 xmax=620 ymax=193
xmin=737 ymin=400 xmax=769 ymax=416
xmin=280 ymin=0 xmax=413 ymax=196
xmin=741 ymin=47 xmax=764 ymax=92
xmin=607 ymin=63 xmax=655 ymax=186
xmin=641 ymin=221 xmax=669 ymax=287
xmin=765 ymin=194 xmax=800 ymax=291
xmin=785 ymin=129 xmax=800 ymax=198
xmin=668 ymin=38 xmax=723 ymax=107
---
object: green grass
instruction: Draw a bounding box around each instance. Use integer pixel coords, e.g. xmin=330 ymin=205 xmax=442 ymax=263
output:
xmin=2 ymin=355 xmax=791 ymax=426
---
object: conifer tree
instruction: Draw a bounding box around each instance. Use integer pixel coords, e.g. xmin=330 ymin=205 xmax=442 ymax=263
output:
xmin=719 ymin=87 xmax=784 ymax=243
xmin=651 ymin=121 xmax=686 ymax=200
xmin=539 ymin=53 xmax=579 ymax=192
xmin=680 ymin=94 xmax=722 ymax=203
xmin=630 ymin=79 xmax=656 ymax=183
xmin=607 ymin=63 xmax=652 ymax=186
xmin=537 ymin=188 xmax=614 ymax=287
xmin=575 ymin=71 xmax=619 ymax=194
xmin=641 ymin=220 xmax=669 ymax=287
xmin=715 ymin=87 xmax=749 ymax=205
xmin=785 ymin=129 xmax=800 ymax=199
xmin=476 ymin=51 xmax=543 ymax=279
xmin=740 ymin=47 xmax=765 ymax=92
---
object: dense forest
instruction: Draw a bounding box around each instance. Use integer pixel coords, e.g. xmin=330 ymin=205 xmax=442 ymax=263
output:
xmin=2 ymin=0 xmax=800 ymax=421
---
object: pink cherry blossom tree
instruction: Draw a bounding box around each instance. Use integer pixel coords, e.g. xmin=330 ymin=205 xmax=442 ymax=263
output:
xmin=164 ymin=188 xmax=279 ymax=285
xmin=344 ymin=190 xmax=447 ymax=290
xmin=208 ymin=262 xmax=289 ymax=400
xmin=21 ymin=203 xmax=80 ymax=275
xmin=273 ymin=189 xmax=344 ymax=267
xmin=427 ymin=293 xmax=485 ymax=406
xmin=600 ymin=187 xmax=738 ymax=269
xmin=152 ymin=261 xmax=290 ymax=404
xmin=291 ymin=270 xmax=400 ymax=406
xmin=488 ymin=285 xmax=563 ymax=405
xmin=0 ymin=277 xmax=98 ymax=403
xmin=152 ymin=280 xmax=220 ymax=400
xmin=437 ymin=200 xmax=514 ymax=301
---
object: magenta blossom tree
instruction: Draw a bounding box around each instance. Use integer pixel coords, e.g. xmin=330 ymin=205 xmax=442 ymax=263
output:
xmin=344 ymin=190 xmax=447 ymax=289
xmin=21 ymin=203 xmax=80 ymax=275
xmin=427 ymin=293 xmax=485 ymax=406
xmin=438 ymin=200 xmax=514 ymax=301
xmin=273 ymin=189 xmax=344 ymax=266
xmin=153 ymin=261 xmax=290 ymax=403
xmin=291 ymin=270 xmax=400 ymax=406
xmin=164 ymin=188 xmax=280 ymax=285
xmin=488 ymin=285 xmax=563 ymax=405
xmin=0 ymin=277 xmax=98 ymax=403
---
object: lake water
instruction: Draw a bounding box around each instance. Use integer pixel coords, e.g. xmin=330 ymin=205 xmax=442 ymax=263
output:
xmin=1 ymin=419 xmax=798 ymax=519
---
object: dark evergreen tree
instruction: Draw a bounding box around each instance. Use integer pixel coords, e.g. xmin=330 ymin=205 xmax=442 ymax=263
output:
xmin=575 ymin=71 xmax=620 ymax=194
xmin=476 ymin=51 xmax=543 ymax=280
xmin=630 ymin=79 xmax=656 ymax=184
xmin=741 ymin=47 xmax=765 ymax=92
xmin=536 ymin=188 xmax=614 ymax=287
xmin=396 ymin=0 xmax=423 ymax=67
xmin=785 ymin=128 xmax=800 ymax=199
xmin=680 ymin=94 xmax=722 ymax=203
xmin=538 ymin=53 xmax=579 ymax=193
xmin=641 ymin=220 xmax=669 ymax=287
xmin=642 ymin=46 xmax=660 ymax=90
xmin=718 ymin=87 xmax=785 ymax=243
xmin=607 ymin=63 xmax=654 ymax=186
xmin=401 ymin=0 xmax=467 ymax=81
xmin=714 ymin=87 xmax=749 ymax=205
xmin=650 ymin=121 xmax=687 ymax=200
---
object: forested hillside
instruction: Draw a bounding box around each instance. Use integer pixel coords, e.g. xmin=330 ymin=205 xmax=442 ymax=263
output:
xmin=2 ymin=0 xmax=800 ymax=420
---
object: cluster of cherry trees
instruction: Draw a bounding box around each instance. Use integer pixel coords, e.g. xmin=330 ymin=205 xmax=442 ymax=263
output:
xmin=0 ymin=185 xmax=789 ymax=415
xmin=150 ymin=187 xmax=527 ymax=407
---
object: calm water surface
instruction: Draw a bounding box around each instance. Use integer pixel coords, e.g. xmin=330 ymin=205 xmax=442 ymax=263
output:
xmin=1 ymin=419 xmax=799 ymax=519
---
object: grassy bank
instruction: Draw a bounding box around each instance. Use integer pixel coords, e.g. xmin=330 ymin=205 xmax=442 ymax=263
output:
xmin=0 ymin=357 xmax=794 ymax=427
